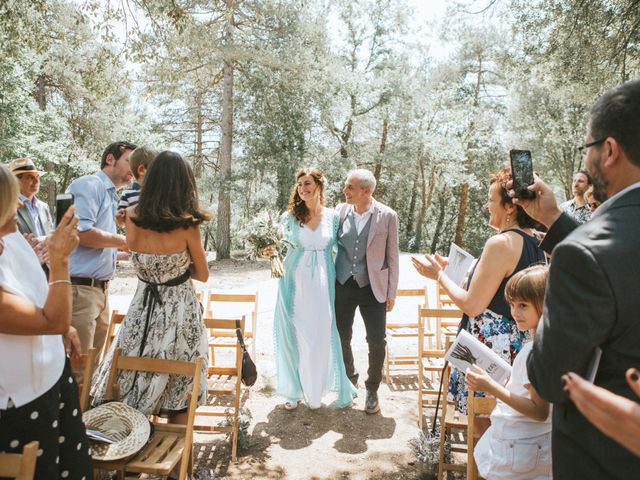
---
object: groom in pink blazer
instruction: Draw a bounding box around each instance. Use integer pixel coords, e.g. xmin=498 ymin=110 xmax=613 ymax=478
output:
xmin=335 ymin=169 xmax=400 ymax=414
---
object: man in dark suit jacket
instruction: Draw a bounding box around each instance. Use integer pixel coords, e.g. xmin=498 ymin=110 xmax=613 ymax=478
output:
xmin=515 ymin=80 xmax=640 ymax=478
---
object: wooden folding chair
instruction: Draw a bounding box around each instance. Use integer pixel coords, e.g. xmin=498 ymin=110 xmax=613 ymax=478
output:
xmin=0 ymin=441 xmax=38 ymax=480
xmin=70 ymin=347 xmax=97 ymax=412
xmin=93 ymin=349 xmax=205 ymax=480
xmin=194 ymin=317 xmax=245 ymax=461
xmin=467 ymin=389 xmax=496 ymax=480
xmin=384 ymin=287 xmax=430 ymax=384
xmin=437 ymin=343 xmax=468 ymax=479
xmin=419 ymin=307 xmax=462 ymax=352
xmin=206 ymin=292 xmax=259 ymax=359
xmin=104 ymin=311 xmax=125 ymax=354
xmin=195 ymin=289 xmax=207 ymax=313
xmin=417 ymin=306 xmax=447 ymax=429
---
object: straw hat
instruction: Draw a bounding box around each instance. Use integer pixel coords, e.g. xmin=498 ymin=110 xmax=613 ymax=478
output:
xmin=82 ymin=402 xmax=151 ymax=461
xmin=8 ymin=158 xmax=46 ymax=176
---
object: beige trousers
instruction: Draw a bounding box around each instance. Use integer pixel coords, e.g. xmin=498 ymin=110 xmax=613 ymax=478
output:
xmin=71 ymin=285 xmax=110 ymax=357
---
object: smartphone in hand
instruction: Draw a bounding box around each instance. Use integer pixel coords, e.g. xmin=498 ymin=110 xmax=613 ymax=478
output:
xmin=55 ymin=193 xmax=74 ymax=226
xmin=509 ymin=149 xmax=535 ymax=199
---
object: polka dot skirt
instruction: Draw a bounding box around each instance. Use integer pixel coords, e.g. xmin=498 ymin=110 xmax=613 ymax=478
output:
xmin=0 ymin=358 xmax=93 ymax=479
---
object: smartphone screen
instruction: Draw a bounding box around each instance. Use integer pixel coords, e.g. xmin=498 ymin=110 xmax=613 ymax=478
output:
xmin=55 ymin=193 xmax=74 ymax=226
xmin=509 ymin=149 xmax=535 ymax=199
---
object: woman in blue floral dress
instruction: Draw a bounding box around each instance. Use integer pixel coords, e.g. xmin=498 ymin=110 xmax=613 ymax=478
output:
xmin=413 ymin=167 xmax=545 ymax=414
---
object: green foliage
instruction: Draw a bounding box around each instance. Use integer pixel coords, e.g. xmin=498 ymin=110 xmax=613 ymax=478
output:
xmin=2 ymin=0 xmax=634 ymax=257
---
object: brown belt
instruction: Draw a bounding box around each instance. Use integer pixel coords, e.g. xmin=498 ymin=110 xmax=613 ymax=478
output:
xmin=70 ymin=276 xmax=109 ymax=290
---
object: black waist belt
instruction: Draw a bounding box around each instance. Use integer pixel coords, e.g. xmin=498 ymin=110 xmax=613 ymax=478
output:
xmin=137 ymin=269 xmax=192 ymax=356
xmin=70 ymin=276 xmax=109 ymax=290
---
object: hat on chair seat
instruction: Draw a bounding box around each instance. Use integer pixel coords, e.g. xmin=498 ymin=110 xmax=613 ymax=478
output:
xmin=82 ymin=402 xmax=151 ymax=461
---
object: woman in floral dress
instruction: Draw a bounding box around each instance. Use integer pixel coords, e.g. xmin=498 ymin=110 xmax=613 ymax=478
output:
xmin=413 ymin=167 xmax=545 ymax=414
xmin=91 ymin=151 xmax=210 ymax=423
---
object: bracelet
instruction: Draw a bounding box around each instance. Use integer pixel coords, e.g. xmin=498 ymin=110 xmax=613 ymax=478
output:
xmin=437 ymin=270 xmax=445 ymax=284
xmin=48 ymin=280 xmax=72 ymax=286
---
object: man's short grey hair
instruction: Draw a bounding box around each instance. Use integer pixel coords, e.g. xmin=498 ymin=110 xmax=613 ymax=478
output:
xmin=348 ymin=169 xmax=376 ymax=193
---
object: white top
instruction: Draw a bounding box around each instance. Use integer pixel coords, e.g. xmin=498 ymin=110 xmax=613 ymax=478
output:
xmin=352 ymin=206 xmax=372 ymax=235
xmin=0 ymin=232 xmax=65 ymax=408
xmin=489 ymin=341 xmax=552 ymax=439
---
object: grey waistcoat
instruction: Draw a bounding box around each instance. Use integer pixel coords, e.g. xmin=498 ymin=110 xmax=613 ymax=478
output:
xmin=336 ymin=211 xmax=372 ymax=287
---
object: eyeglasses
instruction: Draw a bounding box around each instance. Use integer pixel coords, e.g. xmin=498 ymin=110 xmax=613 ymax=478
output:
xmin=578 ymin=138 xmax=606 ymax=155
xmin=588 ymin=202 xmax=600 ymax=209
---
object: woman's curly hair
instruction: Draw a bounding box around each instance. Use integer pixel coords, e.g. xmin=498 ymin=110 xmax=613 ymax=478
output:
xmin=288 ymin=168 xmax=325 ymax=226
xmin=490 ymin=167 xmax=539 ymax=229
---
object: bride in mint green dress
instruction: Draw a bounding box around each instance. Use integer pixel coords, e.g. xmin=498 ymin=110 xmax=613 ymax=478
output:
xmin=272 ymin=168 xmax=356 ymax=410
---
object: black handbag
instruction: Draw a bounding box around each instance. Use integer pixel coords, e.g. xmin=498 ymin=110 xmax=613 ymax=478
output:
xmin=235 ymin=320 xmax=258 ymax=386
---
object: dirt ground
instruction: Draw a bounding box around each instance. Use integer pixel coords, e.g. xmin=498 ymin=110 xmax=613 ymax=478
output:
xmin=110 ymin=254 xmax=438 ymax=480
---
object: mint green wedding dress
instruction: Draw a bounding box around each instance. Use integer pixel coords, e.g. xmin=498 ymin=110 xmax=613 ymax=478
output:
xmin=273 ymin=208 xmax=357 ymax=408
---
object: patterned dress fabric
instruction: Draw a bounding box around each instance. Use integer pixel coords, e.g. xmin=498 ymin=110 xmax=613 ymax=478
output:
xmin=91 ymin=251 xmax=208 ymax=415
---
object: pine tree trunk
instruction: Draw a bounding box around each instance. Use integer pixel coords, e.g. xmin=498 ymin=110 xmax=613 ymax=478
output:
xmin=373 ymin=117 xmax=388 ymax=184
xmin=405 ymin=166 xmax=419 ymax=249
xmin=430 ymin=191 xmax=448 ymax=254
xmin=194 ymin=91 xmax=204 ymax=178
xmin=414 ymin=156 xmax=428 ymax=252
xmin=216 ymin=1 xmax=234 ymax=260
xmin=453 ymin=55 xmax=483 ymax=248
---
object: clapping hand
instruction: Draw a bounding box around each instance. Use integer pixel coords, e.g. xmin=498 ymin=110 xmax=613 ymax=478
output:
xmin=24 ymin=233 xmax=50 ymax=265
xmin=411 ymin=254 xmax=447 ymax=281
xmin=115 ymin=209 xmax=126 ymax=227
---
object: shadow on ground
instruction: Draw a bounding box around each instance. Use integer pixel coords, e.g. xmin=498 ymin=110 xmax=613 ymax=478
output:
xmin=251 ymin=403 xmax=396 ymax=454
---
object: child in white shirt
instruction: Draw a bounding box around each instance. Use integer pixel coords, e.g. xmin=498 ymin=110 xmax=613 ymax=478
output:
xmin=466 ymin=264 xmax=552 ymax=479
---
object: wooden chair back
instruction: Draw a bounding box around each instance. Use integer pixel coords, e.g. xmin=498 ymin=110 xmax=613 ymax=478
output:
xmin=104 ymin=311 xmax=125 ymax=354
xmin=70 ymin=347 xmax=97 ymax=412
xmin=420 ymin=307 xmax=462 ymax=350
xmin=467 ymin=389 xmax=497 ymax=480
xmin=417 ymin=306 xmax=448 ymax=429
xmin=438 ymin=340 xmax=468 ymax=478
xmin=97 ymin=349 xmax=204 ymax=480
xmin=0 ymin=441 xmax=39 ymax=480
xmin=194 ymin=316 xmax=245 ymax=460
xmin=206 ymin=292 xmax=259 ymax=359
xmin=384 ymin=287 xmax=429 ymax=383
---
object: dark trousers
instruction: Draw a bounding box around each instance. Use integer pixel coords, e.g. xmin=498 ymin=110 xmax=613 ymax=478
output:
xmin=335 ymin=277 xmax=387 ymax=392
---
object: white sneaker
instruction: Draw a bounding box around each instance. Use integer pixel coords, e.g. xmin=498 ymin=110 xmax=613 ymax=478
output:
xmin=284 ymin=400 xmax=300 ymax=410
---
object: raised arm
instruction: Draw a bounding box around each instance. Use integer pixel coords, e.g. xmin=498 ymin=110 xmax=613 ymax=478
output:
xmin=0 ymin=207 xmax=79 ymax=335
xmin=527 ymin=240 xmax=615 ymax=403
xmin=186 ymin=225 xmax=209 ymax=282
xmin=413 ymin=233 xmax=518 ymax=317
